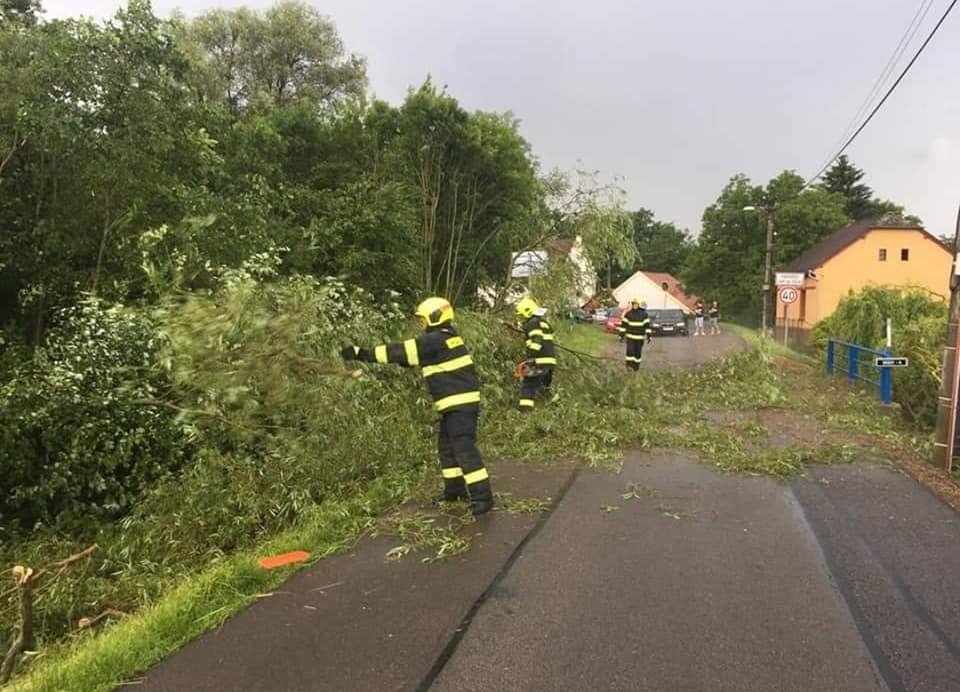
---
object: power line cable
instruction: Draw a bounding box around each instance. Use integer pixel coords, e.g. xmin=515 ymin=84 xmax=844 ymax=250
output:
xmin=805 ymin=0 xmax=958 ymax=187
xmin=812 ymin=0 xmax=935 ymax=177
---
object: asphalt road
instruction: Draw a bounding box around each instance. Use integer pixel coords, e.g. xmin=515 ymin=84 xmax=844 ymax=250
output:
xmin=601 ymin=329 xmax=746 ymax=371
xmin=132 ymin=333 xmax=960 ymax=692
xmin=431 ymin=453 xmax=887 ymax=692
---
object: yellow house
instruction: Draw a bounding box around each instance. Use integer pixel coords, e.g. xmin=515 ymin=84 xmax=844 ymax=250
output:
xmin=777 ymin=218 xmax=952 ymax=331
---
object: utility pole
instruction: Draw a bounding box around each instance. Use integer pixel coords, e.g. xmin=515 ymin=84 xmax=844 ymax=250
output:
xmin=761 ymin=199 xmax=776 ymax=335
xmin=933 ymin=204 xmax=960 ymax=471
xmin=745 ymin=198 xmax=778 ymax=335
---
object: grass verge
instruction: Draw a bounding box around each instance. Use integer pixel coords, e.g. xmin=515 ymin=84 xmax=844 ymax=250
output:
xmin=724 ymin=323 xmax=818 ymax=365
xmin=553 ymin=320 xmax=613 ymax=357
xmin=7 ymin=468 xmax=424 ymax=692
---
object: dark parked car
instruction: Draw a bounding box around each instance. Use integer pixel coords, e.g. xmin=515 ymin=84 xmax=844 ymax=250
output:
xmin=649 ymin=309 xmax=688 ymax=336
xmin=570 ymin=307 xmax=593 ymax=323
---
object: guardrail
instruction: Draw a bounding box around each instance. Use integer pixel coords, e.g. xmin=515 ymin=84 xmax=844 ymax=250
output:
xmin=825 ymin=339 xmax=894 ymax=405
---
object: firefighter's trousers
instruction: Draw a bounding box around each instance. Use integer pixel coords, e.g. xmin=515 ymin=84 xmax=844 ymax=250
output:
xmin=625 ymin=338 xmax=645 ymax=371
xmin=438 ymin=409 xmax=492 ymax=505
xmin=518 ymin=367 xmax=554 ymax=410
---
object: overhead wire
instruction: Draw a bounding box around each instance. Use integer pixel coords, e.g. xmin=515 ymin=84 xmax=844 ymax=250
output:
xmin=810 ymin=0 xmax=936 ymax=179
xmin=804 ymin=0 xmax=958 ymax=188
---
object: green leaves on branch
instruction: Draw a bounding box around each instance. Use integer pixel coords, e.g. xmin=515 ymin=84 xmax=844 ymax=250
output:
xmin=813 ymin=286 xmax=946 ymax=426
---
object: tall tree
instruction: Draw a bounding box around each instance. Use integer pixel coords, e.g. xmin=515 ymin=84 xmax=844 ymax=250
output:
xmin=767 ymin=171 xmax=848 ymax=269
xmin=682 ymin=175 xmax=763 ymax=317
xmin=610 ymin=209 xmax=692 ymax=285
xmin=819 ymin=155 xmax=873 ymax=219
xmin=818 ymin=155 xmax=921 ymax=224
xmin=0 ymin=0 xmax=38 ymax=26
xmin=682 ymin=171 xmax=848 ymax=320
xmin=0 ymin=1 xmax=215 ymax=339
xmin=384 ymin=81 xmax=540 ymax=300
xmin=179 ymin=1 xmax=367 ymax=113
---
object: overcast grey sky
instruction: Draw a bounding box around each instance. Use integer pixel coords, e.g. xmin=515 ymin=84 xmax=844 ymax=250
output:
xmin=43 ymin=0 xmax=960 ymax=236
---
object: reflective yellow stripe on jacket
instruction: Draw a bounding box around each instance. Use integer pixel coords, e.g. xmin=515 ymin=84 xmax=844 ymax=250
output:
xmin=422 ymin=355 xmax=474 ymax=378
xmin=404 ymin=339 xmax=420 ymax=366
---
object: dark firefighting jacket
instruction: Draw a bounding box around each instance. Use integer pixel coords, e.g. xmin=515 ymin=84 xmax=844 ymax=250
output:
xmin=352 ymin=325 xmax=479 ymax=413
xmin=619 ymin=308 xmax=652 ymax=341
xmin=522 ymin=314 xmax=557 ymax=367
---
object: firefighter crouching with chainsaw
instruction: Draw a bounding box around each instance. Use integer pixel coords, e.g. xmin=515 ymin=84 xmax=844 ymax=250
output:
xmin=618 ymin=298 xmax=652 ymax=371
xmin=514 ymin=297 xmax=557 ymax=412
xmin=341 ymin=297 xmax=494 ymax=516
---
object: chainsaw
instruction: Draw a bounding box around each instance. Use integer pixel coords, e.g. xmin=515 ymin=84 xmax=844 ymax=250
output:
xmin=513 ymin=360 xmax=544 ymax=379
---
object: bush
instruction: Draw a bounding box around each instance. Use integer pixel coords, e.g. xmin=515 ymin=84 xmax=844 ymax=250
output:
xmin=812 ymin=286 xmax=947 ymax=426
xmin=0 ymin=298 xmax=189 ymax=536
xmin=103 ymin=276 xmax=409 ymax=560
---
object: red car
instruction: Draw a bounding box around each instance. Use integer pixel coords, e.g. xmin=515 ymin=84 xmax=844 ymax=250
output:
xmin=604 ymin=307 xmax=625 ymax=333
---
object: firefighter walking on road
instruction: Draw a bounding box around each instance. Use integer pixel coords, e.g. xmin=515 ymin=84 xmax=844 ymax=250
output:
xmin=514 ymin=297 xmax=557 ymax=412
xmin=341 ymin=297 xmax=494 ymax=516
xmin=618 ymin=298 xmax=652 ymax=371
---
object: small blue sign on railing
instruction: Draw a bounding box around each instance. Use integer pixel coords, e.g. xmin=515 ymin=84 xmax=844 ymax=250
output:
xmin=826 ymin=339 xmax=901 ymax=405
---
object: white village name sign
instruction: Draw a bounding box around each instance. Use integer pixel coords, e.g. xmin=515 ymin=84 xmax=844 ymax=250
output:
xmin=775 ymin=272 xmax=805 ymax=287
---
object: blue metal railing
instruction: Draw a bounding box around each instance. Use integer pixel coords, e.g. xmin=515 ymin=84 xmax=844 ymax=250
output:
xmin=825 ymin=339 xmax=894 ymax=405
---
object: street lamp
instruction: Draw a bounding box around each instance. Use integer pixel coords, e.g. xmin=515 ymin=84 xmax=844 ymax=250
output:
xmin=743 ymin=199 xmax=777 ymax=335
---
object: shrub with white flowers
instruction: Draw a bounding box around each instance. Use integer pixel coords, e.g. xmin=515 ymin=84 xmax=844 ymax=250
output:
xmin=0 ymin=298 xmax=189 ymax=535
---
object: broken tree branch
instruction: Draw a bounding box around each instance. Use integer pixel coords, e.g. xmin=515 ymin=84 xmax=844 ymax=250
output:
xmin=1 ymin=545 xmax=98 ymax=684
xmin=78 ymin=608 xmax=127 ymax=631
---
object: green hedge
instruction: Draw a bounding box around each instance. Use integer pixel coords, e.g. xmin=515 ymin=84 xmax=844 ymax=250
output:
xmin=812 ymin=286 xmax=946 ymax=426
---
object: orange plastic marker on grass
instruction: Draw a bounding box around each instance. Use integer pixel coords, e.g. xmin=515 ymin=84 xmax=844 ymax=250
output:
xmin=258 ymin=550 xmax=310 ymax=569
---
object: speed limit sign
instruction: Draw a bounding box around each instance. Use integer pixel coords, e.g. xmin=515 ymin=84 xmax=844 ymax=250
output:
xmin=778 ymin=286 xmax=799 ymax=304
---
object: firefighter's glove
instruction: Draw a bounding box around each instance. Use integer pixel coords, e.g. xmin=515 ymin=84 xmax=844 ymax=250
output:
xmin=341 ymin=345 xmax=360 ymax=361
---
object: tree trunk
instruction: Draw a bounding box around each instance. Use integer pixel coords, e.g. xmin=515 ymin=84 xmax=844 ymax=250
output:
xmin=91 ymin=189 xmax=113 ymax=296
xmin=0 ymin=570 xmax=35 ymax=684
xmin=0 ymin=131 xmax=25 ymax=179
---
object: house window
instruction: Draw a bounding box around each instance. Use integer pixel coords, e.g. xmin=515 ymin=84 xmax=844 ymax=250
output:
xmin=901 ymin=248 xmax=910 ymax=261
xmin=878 ymin=249 xmax=887 ymax=261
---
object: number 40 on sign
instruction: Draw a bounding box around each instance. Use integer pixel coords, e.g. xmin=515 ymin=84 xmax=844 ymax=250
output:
xmin=778 ymin=287 xmax=799 ymax=304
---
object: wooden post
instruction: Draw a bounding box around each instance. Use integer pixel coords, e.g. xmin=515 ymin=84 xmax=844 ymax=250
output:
xmin=933 ymin=204 xmax=960 ymax=471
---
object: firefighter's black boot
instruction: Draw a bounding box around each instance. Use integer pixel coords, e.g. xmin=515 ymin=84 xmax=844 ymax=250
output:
xmin=471 ymin=496 xmax=495 ymax=516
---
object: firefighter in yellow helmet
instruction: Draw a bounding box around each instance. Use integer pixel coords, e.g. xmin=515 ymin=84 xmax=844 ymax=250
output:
xmin=514 ymin=297 xmax=557 ymax=411
xmin=341 ymin=297 xmax=494 ymax=515
xmin=618 ymin=297 xmax=652 ymax=371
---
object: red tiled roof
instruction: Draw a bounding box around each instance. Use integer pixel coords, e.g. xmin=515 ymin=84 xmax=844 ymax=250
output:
xmin=642 ymin=272 xmax=701 ymax=310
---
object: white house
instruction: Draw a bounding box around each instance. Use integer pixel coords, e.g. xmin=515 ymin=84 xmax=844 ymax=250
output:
xmin=613 ymin=271 xmax=699 ymax=313
xmin=478 ymin=235 xmax=596 ymax=307
xmin=532 ymin=236 xmax=596 ymax=305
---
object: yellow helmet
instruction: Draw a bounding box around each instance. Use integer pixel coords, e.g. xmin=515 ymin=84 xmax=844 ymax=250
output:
xmin=515 ymin=297 xmax=539 ymax=320
xmin=631 ymin=297 xmax=642 ymax=306
xmin=414 ymin=297 xmax=454 ymax=327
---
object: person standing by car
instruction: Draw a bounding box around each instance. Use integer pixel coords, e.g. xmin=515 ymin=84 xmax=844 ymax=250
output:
xmin=618 ymin=298 xmax=652 ymax=371
xmin=708 ymin=300 xmax=720 ymax=335
xmin=693 ymin=300 xmax=705 ymax=336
